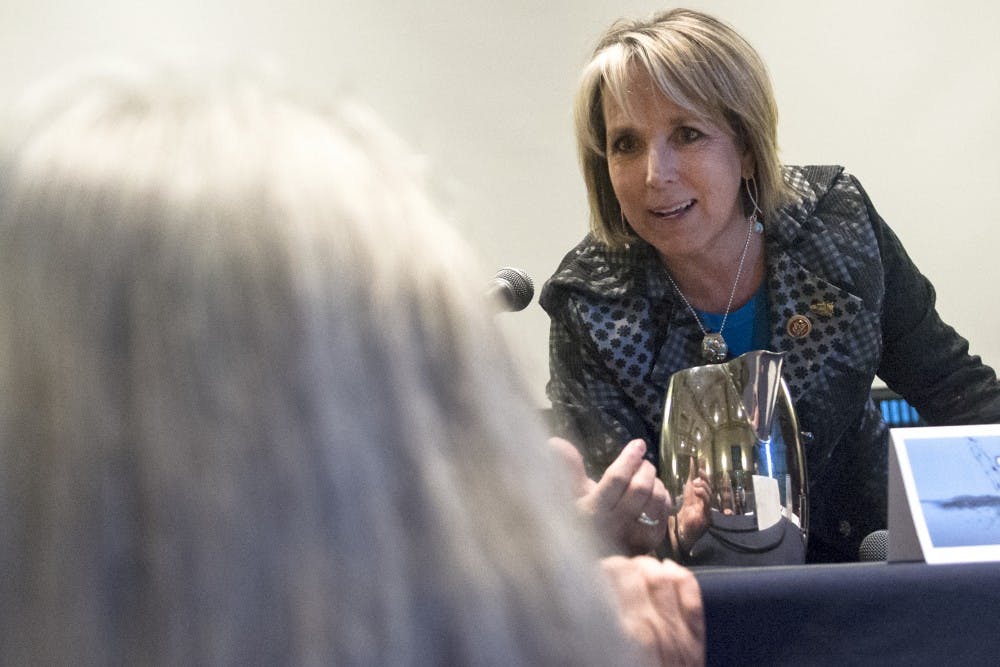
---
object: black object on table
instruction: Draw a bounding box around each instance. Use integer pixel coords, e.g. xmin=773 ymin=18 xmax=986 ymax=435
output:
xmin=694 ymin=561 xmax=1000 ymax=666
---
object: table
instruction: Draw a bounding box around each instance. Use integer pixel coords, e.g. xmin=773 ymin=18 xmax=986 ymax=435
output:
xmin=694 ymin=561 xmax=1000 ymax=666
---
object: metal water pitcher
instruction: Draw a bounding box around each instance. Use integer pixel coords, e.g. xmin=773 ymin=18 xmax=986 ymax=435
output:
xmin=659 ymin=350 xmax=808 ymax=565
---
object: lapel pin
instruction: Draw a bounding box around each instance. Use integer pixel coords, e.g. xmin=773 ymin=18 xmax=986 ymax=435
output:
xmin=787 ymin=314 xmax=812 ymax=339
xmin=809 ymin=301 xmax=834 ymax=317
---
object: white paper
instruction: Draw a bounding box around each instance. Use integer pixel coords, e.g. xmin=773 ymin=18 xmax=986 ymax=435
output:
xmin=752 ymin=474 xmax=781 ymax=530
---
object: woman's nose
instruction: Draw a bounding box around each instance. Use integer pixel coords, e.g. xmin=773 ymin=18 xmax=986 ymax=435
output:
xmin=645 ymin=141 xmax=677 ymax=187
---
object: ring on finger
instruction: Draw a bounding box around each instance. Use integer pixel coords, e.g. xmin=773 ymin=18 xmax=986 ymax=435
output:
xmin=636 ymin=511 xmax=660 ymax=527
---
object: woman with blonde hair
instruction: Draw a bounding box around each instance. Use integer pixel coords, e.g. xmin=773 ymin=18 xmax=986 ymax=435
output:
xmin=542 ymin=8 xmax=1000 ymax=563
xmin=0 ymin=63 xmax=701 ymax=665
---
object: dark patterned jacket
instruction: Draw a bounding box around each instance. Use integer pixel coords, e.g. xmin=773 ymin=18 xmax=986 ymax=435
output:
xmin=541 ymin=165 xmax=1000 ymax=562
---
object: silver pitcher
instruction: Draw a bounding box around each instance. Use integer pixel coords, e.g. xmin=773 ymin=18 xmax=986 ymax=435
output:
xmin=659 ymin=350 xmax=807 ymax=565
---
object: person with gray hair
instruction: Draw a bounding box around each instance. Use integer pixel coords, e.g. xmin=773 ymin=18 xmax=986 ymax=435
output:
xmin=542 ymin=7 xmax=1000 ymax=564
xmin=0 ymin=62 xmax=703 ymax=665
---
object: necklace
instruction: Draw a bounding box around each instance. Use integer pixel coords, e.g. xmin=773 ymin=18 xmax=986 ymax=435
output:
xmin=666 ymin=219 xmax=755 ymax=363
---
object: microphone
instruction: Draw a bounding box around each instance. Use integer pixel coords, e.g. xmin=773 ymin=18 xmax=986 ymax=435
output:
xmin=858 ymin=529 xmax=888 ymax=562
xmin=486 ymin=267 xmax=534 ymax=312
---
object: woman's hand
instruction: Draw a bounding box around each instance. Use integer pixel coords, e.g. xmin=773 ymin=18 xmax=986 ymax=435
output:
xmin=600 ymin=555 xmax=706 ymax=667
xmin=549 ymin=437 xmax=671 ymax=555
xmin=675 ymin=457 xmax=711 ymax=555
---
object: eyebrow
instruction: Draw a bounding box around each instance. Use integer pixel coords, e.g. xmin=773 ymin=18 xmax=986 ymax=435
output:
xmin=605 ymin=111 xmax=706 ymax=136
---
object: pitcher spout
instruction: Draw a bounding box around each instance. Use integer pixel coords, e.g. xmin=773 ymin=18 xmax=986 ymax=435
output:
xmin=735 ymin=350 xmax=786 ymax=444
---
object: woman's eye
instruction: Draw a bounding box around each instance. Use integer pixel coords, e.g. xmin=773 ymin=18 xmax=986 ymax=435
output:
xmin=677 ymin=127 xmax=704 ymax=144
xmin=610 ymin=134 xmax=638 ymax=154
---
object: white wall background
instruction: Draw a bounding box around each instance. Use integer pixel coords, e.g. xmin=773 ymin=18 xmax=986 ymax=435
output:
xmin=2 ymin=1 xmax=998 ymax=404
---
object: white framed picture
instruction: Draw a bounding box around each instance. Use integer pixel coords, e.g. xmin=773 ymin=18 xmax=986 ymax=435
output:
xmin=888 ymin=424 xmax=1000 ymax=564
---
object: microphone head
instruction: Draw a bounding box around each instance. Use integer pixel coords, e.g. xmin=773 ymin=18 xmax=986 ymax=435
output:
xmin=492 ymin=267 xmax=534 ymax=312
xmin=858 ymin=529 xmax=888 ymax=562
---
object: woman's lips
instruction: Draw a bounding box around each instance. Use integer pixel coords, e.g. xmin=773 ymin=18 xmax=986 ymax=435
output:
xmin=650 ymin=199 xmax=695 ymax=219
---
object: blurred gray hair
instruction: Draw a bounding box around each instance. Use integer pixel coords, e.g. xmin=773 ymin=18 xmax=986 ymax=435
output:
xmin=0 ymin=61 xmax=633 ymax=665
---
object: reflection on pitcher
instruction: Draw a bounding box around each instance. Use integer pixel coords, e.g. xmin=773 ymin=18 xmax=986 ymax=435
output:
xmin=662 ymin=351 xmax=808 ymax=566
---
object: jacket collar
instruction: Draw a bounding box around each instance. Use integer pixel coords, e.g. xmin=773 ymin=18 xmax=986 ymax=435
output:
xmin=766 ymin=165 xmax=844 ymax=249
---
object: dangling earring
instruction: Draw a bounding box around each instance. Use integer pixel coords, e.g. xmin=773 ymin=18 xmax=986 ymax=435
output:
xmin=745 ymin=177 xmax=764 ymax=234
xmin=618 ymin=208 xmax=634 ymax=249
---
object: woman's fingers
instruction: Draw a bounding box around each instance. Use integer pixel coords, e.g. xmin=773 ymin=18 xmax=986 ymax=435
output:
xmin=602 ymin=555 xmax=706 ymax=667
xmin=591 ymin=439 xmax=650 ymax=511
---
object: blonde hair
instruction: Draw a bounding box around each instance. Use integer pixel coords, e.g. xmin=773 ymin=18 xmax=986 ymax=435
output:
xmin=575 ymin=8 xmax=793 ymax=248
xmin=0 ymin=62 xmax=633 ymax=665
